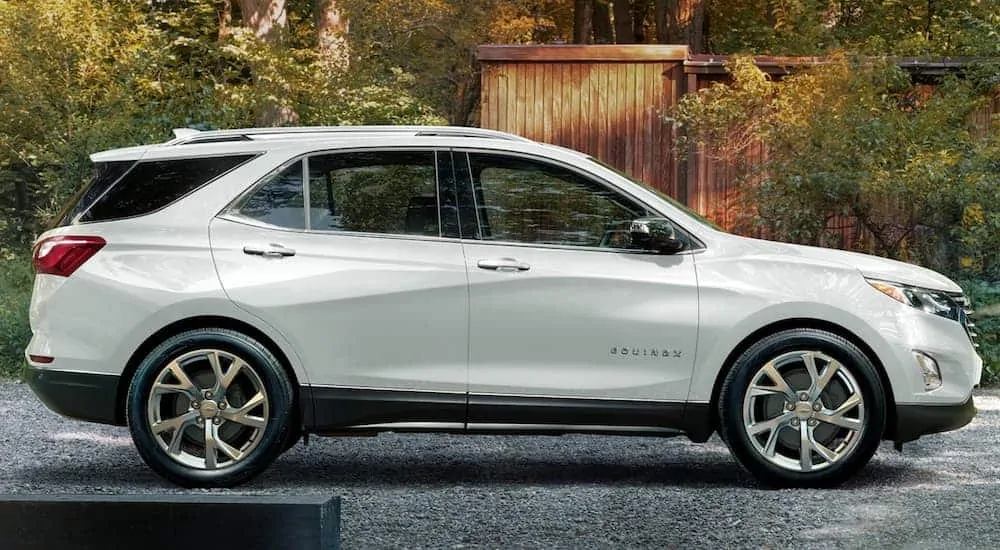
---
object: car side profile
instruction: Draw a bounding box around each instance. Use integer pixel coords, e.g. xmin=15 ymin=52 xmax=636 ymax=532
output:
xmin=25 ymin=126 xmax=981 ymax=488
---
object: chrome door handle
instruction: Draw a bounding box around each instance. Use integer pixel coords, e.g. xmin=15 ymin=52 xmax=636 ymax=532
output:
xmin=477 ymin=258 xmax=530 ymax=272
xmin=243 ymin=243 xmax=296 ymax=258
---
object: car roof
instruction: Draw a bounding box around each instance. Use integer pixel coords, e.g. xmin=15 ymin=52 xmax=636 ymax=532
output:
xmin=90 ymin=126 xmax=573 ymax=162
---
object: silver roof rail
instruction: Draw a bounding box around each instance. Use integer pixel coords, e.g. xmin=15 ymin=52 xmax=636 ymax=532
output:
xmin=166 ymin=126 xmax=533 ymax=145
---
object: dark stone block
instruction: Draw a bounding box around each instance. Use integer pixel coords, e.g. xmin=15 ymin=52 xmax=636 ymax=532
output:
xmin=0 ymin=494 xmax=340 ymax=550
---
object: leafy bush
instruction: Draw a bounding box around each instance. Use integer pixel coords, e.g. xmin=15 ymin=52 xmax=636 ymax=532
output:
xmin=0 ymin=255 xmax=32 ymax=378
xmin=960 ymin=280 xmax=1000 ymax=385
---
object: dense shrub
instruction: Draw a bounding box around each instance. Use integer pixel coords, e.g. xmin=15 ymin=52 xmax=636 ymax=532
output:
xmin=0 ymin=255 xmax=32 ymax=378
xmin=960 ymin=280 xmax=1000 ymax=385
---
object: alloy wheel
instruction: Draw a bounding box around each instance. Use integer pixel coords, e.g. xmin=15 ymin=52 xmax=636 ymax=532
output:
xmin=741 ymin=350 xmax=866 ymax=472
xmin=146 ymin=348 xmax=269 ymax=470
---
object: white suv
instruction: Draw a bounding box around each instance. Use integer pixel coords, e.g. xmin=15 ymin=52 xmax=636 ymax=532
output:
xmin=25 ymin=126 xmax=981 ymax=488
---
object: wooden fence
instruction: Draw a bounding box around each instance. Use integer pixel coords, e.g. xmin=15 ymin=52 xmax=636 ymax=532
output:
xmin=477 ymin=45 xmax=1000 ymax=241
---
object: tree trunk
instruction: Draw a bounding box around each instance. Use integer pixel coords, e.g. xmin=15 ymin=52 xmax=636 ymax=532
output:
xmin=654 ymin=0 xmax=668 ymax=42
xmin=234 ymin=0 xmax=295 ymax=126
xmin=657 ymin=0 xmax=705 ymax=51
xmin=593 ymin=0 xmax=614 ymax=43
xmin=218 ymin=0 xmax=232 ymax=42
xmin=631 ymin=0 xmax=649 ymax=43
xmin=234 ymin=0 xmax=287 ymax=42
xmin=573 ymin=0 xmax=594 ymax=44
xmin=315 ymin=0 xmax=349 ymax=70
xmin=613 ymin=0 xmax=636 ymax=43
xmin=454 ymin=75 xmax=482 ymax=126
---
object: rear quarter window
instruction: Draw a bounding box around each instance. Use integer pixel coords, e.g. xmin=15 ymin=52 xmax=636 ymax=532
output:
xmin=77 ymin=154 xmax=257 ymax=224
xmin=53 ymin=160 xmax=135 ymax=227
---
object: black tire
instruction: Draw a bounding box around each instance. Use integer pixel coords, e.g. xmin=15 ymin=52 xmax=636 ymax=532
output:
xmin=718 ymin=328 xmax=886 ymax=488
xmin=126 ymin=328 xmax=295 ymax=488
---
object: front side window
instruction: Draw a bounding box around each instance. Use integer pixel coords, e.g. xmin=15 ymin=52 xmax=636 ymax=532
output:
xmin=307 ymin=151 xmax=439 ymax=236
xmin=467 ymin=153 xmax=649 ymax=248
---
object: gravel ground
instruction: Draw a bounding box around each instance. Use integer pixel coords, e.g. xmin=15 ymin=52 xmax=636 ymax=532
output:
xmin=2 ymin=380 xmax=999 ymax=549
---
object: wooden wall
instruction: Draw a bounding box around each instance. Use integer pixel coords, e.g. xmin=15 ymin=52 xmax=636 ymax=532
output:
xmin=479 ymin=45 xmax=688 ymax=199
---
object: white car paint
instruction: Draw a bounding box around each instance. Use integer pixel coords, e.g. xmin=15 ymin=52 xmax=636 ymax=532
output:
xmin=25 ymin=126 xmax=981 ymax=427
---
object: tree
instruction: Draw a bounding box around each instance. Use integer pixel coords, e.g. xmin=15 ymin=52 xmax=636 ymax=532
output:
xmin=234 ymin=0 xmax=288 ymax=42
xmin=593 ymin=1 xmax=613 ymax=43
xmin=573 ymin=0 xmax=593 ymax=43
xmin=315 ymin=0 xmax=349 ymax=69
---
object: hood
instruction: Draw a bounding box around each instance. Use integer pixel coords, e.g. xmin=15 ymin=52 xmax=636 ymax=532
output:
xmin=726 ymin=236 xmax=962 ymax=293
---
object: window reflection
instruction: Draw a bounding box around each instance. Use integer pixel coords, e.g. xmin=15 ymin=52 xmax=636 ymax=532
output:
xmin=469 ymin=154 xmax=648 ymax=248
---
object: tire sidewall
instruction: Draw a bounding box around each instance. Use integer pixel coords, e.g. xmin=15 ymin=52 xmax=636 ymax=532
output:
xmin=719 ymin=329 xmax=886 ymax=488
xmin=126 ymin=329 xmax=293 ymax=487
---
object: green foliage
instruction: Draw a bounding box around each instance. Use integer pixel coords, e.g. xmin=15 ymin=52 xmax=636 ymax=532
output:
xmin=0 ymin=255 xmax=32 ymax=378
xmin=959 ymin=280 xmax=1000 ymax=385
xmin=707 ymin=0 xmax=1000 ymax=56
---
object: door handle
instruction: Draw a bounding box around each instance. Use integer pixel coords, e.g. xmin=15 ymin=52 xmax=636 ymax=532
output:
xmin=477 ymin=258 xmax=530 ymax=272
xmin=243 ymin=243 xmax=296 ymax=258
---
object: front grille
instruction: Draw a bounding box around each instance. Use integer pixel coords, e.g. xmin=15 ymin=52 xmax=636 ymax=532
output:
xmin=949 ymin=292 xmax=980 ymax=349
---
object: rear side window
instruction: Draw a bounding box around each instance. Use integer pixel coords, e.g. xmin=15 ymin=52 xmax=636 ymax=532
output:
xmin=230 ymin=161 xmax=306 ymax=229
xmin=78 ymin=154 xmax=256 ymax=223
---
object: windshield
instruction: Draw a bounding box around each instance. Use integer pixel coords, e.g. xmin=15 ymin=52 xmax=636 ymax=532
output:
xmin=585 ymin=157 xmax=722 ymax=231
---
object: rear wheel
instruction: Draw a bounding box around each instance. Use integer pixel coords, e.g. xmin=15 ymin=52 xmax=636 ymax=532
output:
xmin=718 ymin=329 xmax=886 ymax=488
xmin=126 ymin=328 xmax=294 ymax=487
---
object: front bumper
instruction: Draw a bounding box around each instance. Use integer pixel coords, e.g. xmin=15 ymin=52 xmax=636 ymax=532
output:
xmin=25 ymin=366 xmax=121 ymax=426
xmin=891 ymin=394 xmax=976 ymax=445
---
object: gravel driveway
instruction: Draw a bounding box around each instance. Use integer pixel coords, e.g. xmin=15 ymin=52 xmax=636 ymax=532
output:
xmin=2 ymin=380 xmax=999 ymax=549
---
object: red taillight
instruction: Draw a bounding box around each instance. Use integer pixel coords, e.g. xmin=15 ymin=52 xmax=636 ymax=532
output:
xmin=32 ymin=235 xmax=106 ymax=277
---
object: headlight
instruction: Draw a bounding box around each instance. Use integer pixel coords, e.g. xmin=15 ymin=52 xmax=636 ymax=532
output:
xmin=867 ymin=279 xmax=962 ymax=321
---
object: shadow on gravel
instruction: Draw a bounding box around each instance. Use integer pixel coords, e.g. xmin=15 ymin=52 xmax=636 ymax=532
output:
xmin=258 ymin=453 xmax=928 ymax=491
xmin=14 ymin=441 xmax=932 ymax=491
xmin=259 ymin=454 xmax=758 ymax=488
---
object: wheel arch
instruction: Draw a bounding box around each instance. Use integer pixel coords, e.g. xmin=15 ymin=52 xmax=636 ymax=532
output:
xmin=114 ymin=315 xmax=303 ymax=425
xmin=706 ymin=318 xmax=897 ymax=440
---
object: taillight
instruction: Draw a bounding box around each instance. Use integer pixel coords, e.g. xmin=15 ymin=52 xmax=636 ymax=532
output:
xmin=32 ymin=236 xmax=106 ymax=277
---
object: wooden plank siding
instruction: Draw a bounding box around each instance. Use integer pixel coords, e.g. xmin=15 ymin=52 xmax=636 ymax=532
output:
xmin=479 ymin=46 xmax=686 ymax=197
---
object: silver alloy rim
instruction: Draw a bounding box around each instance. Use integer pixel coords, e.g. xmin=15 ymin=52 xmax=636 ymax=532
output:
xmin=742 ymin=350 xmax=866 ymax=473
xmin=146 ymin=349 xmax=269 ymax=470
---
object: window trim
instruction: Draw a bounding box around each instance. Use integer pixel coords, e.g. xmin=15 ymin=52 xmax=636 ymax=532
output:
xmin=453 ymin=149 xmax=706 ymax=254
xmin=75 ymin=152 xmax=262 ymax=225
xmin=221 ymin=147 xmax=455 ymax=242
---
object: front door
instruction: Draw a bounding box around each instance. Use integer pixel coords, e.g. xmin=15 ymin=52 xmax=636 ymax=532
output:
xmin=455 ymin=151 xmax=699 ymax=425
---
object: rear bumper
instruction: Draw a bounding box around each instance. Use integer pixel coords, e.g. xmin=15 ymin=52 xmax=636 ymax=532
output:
xmin=892 ymin=395 xmax=976 ymax=444
xmin=25 ymin=366 xmax=121 ymax=426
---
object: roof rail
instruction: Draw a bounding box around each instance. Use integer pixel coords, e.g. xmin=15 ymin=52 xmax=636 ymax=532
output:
xmin=166 ymin=126 xmax=533 ymax=145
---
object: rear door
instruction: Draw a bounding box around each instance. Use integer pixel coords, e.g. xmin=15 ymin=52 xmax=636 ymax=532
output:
xmin=210 ymin=149 xmax=469 ymax=427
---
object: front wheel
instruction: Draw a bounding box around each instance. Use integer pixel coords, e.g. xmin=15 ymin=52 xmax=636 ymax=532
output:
xmin=126 ymin=328 xmax=295 ymax=487
xmin=718 ymin=329 xmax=886 ymax=488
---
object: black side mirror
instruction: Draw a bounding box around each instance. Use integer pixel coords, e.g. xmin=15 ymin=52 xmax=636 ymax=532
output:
xmin=629 ymin=218 xmax=685 ymax=254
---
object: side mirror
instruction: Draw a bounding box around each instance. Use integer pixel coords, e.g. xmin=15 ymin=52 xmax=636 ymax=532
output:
xmin=629 ymin=218 xmax=685 ymax=254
